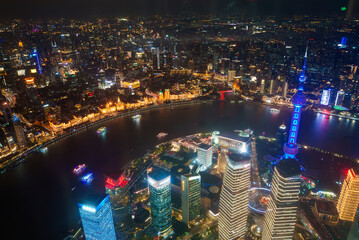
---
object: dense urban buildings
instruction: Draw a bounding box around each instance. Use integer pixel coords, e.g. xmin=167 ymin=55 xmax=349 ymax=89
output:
xmin=0 ymin=6 xmax=358 ymax=240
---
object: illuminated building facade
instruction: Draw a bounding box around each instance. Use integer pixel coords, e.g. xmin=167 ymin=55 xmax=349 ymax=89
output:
xmin=276 ymin=124 xmax=287 ymax=147
xmin=13 ymin=115 xmax=27 ymax=148
xmin=212 ymin=131 xmax=220 ymax=145
xmin=197 ymin=143 xmax=213 ymax=171
xmin=217 ymin=134 xmax=250 ymax=153
xmin=283 ymin=46 xmax=308 ymax=159
xmin=337 ymin=168 xmax=359 ymax=222
xmin=283 ymin=81 xmax=288 ymax=98
xmin=217 ymin=147 xmax=228 ymax=176
xmin=218 ymin=153 xmax=251 ymax=240
xmin=335 ymin=90 xmax=345 ymax=106
xmin=78 ymin=194 xmax=116 ymax=240
xmin=105 ymin=173 xmax=130 ymax=237
xmin=181 ymin=174 xmax=201 ymax=226
xmin=320 ymin=89 xmax=331 ymax=106
xmin=148 ymin=168 xmax=172 ymax=237
xmin=269 ymin=79 xmax=275 ymax=95
xmin=260 ymin=79 xmax=265 ymax=94
xmin=262 ymin=158 xmax=301 ymax=240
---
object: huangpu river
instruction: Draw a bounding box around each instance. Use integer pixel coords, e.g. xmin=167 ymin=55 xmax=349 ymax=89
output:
xmin=0 ymin=101 xmax=358 ymax=239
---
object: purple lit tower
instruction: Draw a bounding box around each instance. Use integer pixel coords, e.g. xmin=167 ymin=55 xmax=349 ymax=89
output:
xmin=283 ymin=46 xmax=308 ymax=159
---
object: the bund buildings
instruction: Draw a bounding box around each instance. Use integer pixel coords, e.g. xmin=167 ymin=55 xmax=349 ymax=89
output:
xmin=218 ymin=153 xmax=251 ymax=240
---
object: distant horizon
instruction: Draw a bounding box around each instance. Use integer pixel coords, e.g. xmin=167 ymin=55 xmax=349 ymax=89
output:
xmin=0 ymin=0 xmax=357 ymax=20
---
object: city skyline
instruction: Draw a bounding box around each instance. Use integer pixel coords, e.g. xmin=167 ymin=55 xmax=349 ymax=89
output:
xmin=0 ymin=10 xmax=358 ymax=240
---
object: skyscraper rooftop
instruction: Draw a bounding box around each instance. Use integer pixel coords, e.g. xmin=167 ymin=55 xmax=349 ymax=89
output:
xmin=276 ymin=158 xmax=301 ymax=178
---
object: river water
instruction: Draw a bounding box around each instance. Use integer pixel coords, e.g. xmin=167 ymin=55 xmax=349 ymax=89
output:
xmin=0 ymin=101 xmax=358 ymax=239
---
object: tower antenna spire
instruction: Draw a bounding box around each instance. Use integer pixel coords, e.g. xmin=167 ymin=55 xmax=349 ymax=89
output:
xmin=283 ymin=44 xmax=308 ymax=159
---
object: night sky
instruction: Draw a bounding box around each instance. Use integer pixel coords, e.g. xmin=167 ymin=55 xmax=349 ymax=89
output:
xmin=0 ymin=0 xmax=356 ymax=19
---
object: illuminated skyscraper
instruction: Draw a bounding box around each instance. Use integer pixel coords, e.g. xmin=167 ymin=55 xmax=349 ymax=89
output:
xmin=197 ymin=143 xmax=213 ymax=171
xmin=283 ymin=81 xmax=288 ymax=98
xmin=212 ymin=131 xmax=220 ymax=145
xmin=321 ymin=89 xmax=331 ymax=106
xmin=218 ymin=153 xmax=251 ymax=240
xmin=276 ymin=124 xmax=287 ymax=147
xmin=105 ymin=173 xmax=130 ymax=236
xmin=148 ymin=167 xmax=172 ymax=237
xmin=78 ymin=194 xmax=116 ymax=240
xmin=217 ymin=147 xmax=228 ymax=176
xmin=335 ymin=90 xmax=345 ymax=106
xmin=260 ymin=79 xmax=265 ymax=94
xmin=181 ymin=174 xmax=201 ymax=226
xmin=269 ymin=79 xmax=275 ymax=95
xmin=337 ymin=169 xmax=359 ymax=222
xmin=13 ymin=115 xmax=27 ymax=148
xmin=283 ymin=46 xmax=308 ymax=159
xmin=262 ymin=158 xmax=301 ymax=240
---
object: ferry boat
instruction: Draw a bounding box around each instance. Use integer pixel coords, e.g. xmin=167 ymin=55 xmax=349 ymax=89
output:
xmin=132 ymin=114 xmax=141 ymax=120
xmin=81 ymin=173 xmax=94 ymax=184
xmin=157 ymin=132 xmax=168 ymax=138
xmin=269 ymin=108 xmax=280 ymax=113
xmin=73 ymin=164 xmax=87 ymax=175
xmin=97 ymin=127 xmax=107 ymax=134
xmin=39 ymin=146 xmax=48 ymax=153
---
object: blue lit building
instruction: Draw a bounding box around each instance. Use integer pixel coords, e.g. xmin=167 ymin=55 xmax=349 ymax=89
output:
xmin=78 ymin=194 xmax=116 ymax=240
xmin=148 ymin=167 xmax=172 ymax=237
xmin=283 ymin=46 xmax=308 ymax=159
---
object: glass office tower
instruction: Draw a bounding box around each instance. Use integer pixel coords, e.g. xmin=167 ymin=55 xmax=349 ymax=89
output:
xmin=78 ymin=194 xmax=116 ymax=240
xmin=148 ymin=167 xmax=172 ymax=237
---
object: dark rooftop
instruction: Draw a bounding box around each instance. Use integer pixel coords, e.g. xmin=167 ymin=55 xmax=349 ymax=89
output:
xmin=148 ymin=167 xmax=170 ymax=182
xmin=276 ymin=158 xmax=301 ymax=178
xmin=315 ymin=200 xmax=338 ymax=216
xmin=228 ymin=152 xmax=251 ymax=163
xmin=198 ymin=143 xmax=212 ymax=150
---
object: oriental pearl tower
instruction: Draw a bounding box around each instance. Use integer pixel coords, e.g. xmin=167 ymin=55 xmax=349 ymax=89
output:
xmin=283 ymin=46 xmax=308 ymax=159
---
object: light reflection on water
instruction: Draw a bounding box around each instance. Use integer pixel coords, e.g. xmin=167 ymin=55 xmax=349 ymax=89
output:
xmin=0 ymin=102 xmax=357 ymax=239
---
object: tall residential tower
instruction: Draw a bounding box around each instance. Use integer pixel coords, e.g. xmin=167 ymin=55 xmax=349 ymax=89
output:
xmin=218 ymin=153 xmax=251 ymax=240
xmin=262 ymin=158 xmax=302 ymax=240
xmin=337 ymin=168 xmax=359 ymax=222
